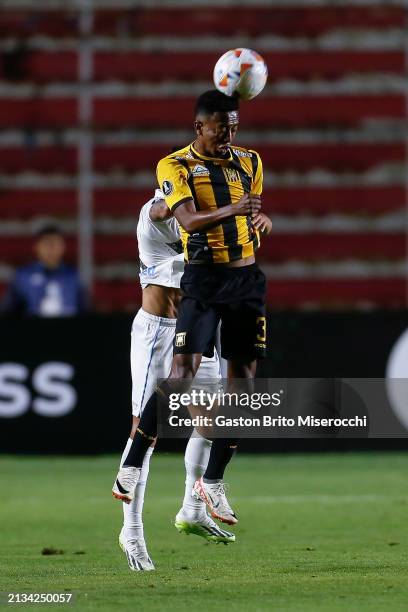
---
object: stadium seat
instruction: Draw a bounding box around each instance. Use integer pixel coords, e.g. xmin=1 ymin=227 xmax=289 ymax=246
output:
xmin=0 ymin=3 xmax=405 ymax=310
xmin=0 ymin=7 xmax=403 ymax=38
xmin=0 ymin=96 xmax=403 ymax=129
xmin=3 ymin=50 xmax=402 ymax=83
xmin=93 ymin=96 xmax=405 ymax=129
xmin=0 ymin=234 xmax=404 ymax=267
xmin=0 ymin=142 xmax=403 ymax=174
xmin=0 ymin=186 xmax=403 ymax=219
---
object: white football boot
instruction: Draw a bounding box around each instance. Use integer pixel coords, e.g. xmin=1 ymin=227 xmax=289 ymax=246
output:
xmin=193 ymin=477 xmax=238 ymax=525
xmin=175 ymin=508 xmax=236 ymax=544
xmin=112 ymin=466 xmax=141 ymax=503
xmin=119 ymin=528 xmax=155 ymax=571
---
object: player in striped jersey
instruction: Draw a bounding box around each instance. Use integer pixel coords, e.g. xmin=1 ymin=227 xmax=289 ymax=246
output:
xmin=114 ymin=90 xmax=271 ymax=527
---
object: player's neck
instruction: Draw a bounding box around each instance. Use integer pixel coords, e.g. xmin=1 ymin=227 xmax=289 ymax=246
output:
xmin=192 ymin=140 xmax=229 ymax=160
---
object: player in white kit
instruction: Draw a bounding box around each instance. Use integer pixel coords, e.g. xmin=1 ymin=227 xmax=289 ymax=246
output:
xmin=115 ymin=189 xmax=235 ymax=572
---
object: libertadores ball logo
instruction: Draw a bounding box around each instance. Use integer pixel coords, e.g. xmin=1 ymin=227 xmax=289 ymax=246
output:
xmin=162 ymin=180 xmax=173 ymax=196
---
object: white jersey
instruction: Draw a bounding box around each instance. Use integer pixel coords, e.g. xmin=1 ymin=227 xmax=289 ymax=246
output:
xmin=132 ymin=191 xmax=227 ymax=416
xmin=137 ymin=189 xmax=184 ymax=289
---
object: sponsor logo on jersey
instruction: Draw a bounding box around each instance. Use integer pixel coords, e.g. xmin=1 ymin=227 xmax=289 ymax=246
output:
xmin=162 ymin=180 xmax=174 ymax=196
xmin=175 ymin=332 xmax=187 ymax=347
xmin=140 ymin=262 xmax=158 ymax=278
xmin=223 ymin=167 xmax=240 ymax=182
xmin=192 ymin=164 xmax=210 ymax=177
xmin=232 ymin=148 xmax=253 ymax=158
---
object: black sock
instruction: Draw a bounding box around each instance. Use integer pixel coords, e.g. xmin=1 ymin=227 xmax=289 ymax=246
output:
xmin=203 ymin=439 xmax=238 ymax=481
xmin=123 ymin=389 xmax=161 ymax=468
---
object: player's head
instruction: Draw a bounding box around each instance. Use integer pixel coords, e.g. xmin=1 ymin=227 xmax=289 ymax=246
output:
xmin=34 ymin=224 xmax=66 ymax=269
xmin=194 ymin=89 xmax=239 ymax=157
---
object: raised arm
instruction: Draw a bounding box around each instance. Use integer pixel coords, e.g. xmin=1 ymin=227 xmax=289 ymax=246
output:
xmin=173 ymin=195 xmax=260 ymax=234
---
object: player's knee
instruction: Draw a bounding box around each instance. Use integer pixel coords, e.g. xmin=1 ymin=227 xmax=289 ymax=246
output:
xmin=169 ymin=354 xmax=201 ymax=379
xmin=228 ymin=359 xmax=257 ymax=379
xmin=169 ymin=363 xmax=196 ymax=378
xmin=130 ymin=416 xmax=140 ymax=439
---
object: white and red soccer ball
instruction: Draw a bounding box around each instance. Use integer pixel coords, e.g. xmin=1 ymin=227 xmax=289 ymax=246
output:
xmin=213 ymin=48 xmax=268 ymax=101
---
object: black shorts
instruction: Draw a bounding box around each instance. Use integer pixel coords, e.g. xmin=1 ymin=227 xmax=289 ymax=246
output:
xmin=174 ymin=263 xmax=267 ymax=360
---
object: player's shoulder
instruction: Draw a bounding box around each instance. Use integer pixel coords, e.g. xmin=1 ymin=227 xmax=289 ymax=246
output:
xmin=157 ymin=144 xmax=192 ymax=167
xmin=230 ymin=145 xmax=260 ymax=160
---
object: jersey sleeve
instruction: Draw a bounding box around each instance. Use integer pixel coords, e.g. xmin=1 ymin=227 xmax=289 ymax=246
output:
xmin=250 ymin=151 xmax=263 ymax=196
xmin=156 ymin=157 xmax=193 ymax=212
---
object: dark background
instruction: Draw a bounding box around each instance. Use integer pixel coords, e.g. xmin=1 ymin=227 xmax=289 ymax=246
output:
xmin=1 ymin=312 xmax=407 ymax=454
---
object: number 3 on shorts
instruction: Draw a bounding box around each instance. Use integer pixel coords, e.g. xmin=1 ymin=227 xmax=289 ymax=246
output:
xmin=256 ymin=316 xmax=266 ymax=342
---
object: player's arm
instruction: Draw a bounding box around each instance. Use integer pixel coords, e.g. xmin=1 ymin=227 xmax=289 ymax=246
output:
xmin=157 ymin=157 xmax=260 ymax=234
xmin=251 ymin=212 xmax=272 ymax=235
xmin=173 ymin=196 xmax=260 ymax=234
xmin=149 ymin=199 xmax=173 ymax=221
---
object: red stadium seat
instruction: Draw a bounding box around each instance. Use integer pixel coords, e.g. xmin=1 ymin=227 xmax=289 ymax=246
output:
xmin=0 ymin=4 xmax=405 ymax=311
xmin=93 ymin=51 xmax=404 ymax=82
xmin=0 ymin=142 xmax=403 ymax=174
xmin=258 ymin=233 xmax=405 ymax=261
xmin=0 ymin=233 xmax=404 ymax=267
xmin=92 ymin=7 xmax=405 ymax=37
xmin=11 ymin=51 xmax=402 ymax=83
xmin=0 ymin=98 xmax=76 ymax=128
xmin=93 ymin=96 xmax=405 ymax=129
xmin=262 ymin=186 xmax=405 ymax=216
xmin=0 ymin=146 xmax=77 ymax=173
xmin=0 ymin=7 xmax=403 ymax=38
xmin=0 ymin=186 xmax=404 ymax=219
xmin=0 ymin=96 xmax=403 ymax=129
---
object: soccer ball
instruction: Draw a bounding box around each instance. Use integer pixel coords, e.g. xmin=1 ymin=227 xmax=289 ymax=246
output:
xmin=213 ymin=48 xmax=268 ymax=101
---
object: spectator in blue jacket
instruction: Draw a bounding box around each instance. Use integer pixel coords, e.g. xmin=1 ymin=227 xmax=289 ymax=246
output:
xmin=2 ymin=224 xmax=87 ymax=316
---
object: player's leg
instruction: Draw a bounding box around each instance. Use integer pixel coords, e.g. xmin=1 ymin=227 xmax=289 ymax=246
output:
xmin=175 ymin=350 xmax=235 ymax=543
xmin=114 ymin=310 xmax=175 ymax=570
xmin=118 ymin=416 xmax=155 ymax=571
xmin=193 ymin=359 xmax=257 ymax=525
xmin=175 ymin=429 xmax=235 ymax=544
xmin=116 ymin=298 xmax=219 ymax=493
xmin=195 ymin=266 xmax=267 ymax=524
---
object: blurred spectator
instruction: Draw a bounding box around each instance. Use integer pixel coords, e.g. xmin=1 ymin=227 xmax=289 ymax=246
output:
xmin=2 ymin=225 xmax=87 ymax=317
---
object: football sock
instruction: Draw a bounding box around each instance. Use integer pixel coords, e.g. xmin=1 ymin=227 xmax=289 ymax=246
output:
xmin=182 ymin=430 xmax=212 ymax=517
xmin=119 ymin=437 xmax=132 ymax=469
xmin=121 ymin=445 xmax=153 ymax=540
xmin=123 ymin=389 xmax=161 ymax=467
xmin=124 ymin=381 xmax=186 ymax=468
xmin=203 ymin=438 xmax=238 ymax=481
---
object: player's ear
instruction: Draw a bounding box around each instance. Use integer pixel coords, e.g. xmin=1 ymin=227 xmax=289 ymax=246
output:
xmin=194 ymin=120 xmax=203 ymax=135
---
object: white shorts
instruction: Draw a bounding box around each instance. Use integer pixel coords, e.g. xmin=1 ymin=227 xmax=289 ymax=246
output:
xmin=130 ymin=308 xmax=222 ymax=417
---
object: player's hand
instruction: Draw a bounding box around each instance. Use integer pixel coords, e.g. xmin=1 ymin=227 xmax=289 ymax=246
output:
xmin=232 ymin=193 xmax=262 ymax=216
xmin=251 ymin=212 xmax=272 ymax=235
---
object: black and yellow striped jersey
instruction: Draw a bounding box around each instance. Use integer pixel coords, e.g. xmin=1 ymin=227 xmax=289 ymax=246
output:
xmin=156 ymin=143 xmax=263 ymax=264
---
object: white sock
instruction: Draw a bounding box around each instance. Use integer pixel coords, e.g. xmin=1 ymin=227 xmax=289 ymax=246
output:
xmin=182 ymin=430 xmax=212 ymax=518
xmin=120 ymin=438 xmax=153 ymax=540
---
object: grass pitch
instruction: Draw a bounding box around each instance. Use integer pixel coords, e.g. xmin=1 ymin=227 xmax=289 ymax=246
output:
xmin=1 ymin=453 xmax=408 ymax=611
